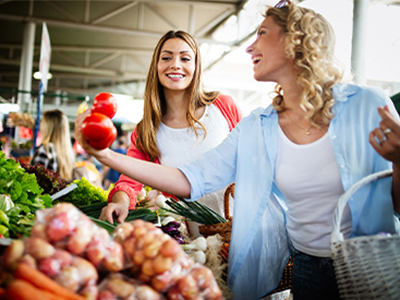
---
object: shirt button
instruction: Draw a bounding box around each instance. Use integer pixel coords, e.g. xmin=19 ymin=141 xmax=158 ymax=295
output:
xmin=340 ymin=164 xmax=345 ymax=169
xmin=331 ymin=135 xmax=337 ymax=140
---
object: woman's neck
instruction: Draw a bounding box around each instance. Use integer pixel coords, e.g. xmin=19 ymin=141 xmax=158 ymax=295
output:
xmin=279 ymin=81 xmax=304 ymax=111
xmin=162 ymin=90 xmax=191 ymax=128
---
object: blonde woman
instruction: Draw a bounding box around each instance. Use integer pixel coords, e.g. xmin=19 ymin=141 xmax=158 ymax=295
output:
xmin=75 ymin=1 xmax=400 ymax=298
xmin=31 ymin=109 xmax=75 ymax=182
xmin=100 ymin=30 xmax=242 ymax=230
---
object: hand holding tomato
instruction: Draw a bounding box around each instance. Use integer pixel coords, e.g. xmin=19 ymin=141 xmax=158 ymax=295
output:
xmin=80 ymin=92 xmax=118 ymax=150
xmin=82 ymin=112 xmax=117 ymax=150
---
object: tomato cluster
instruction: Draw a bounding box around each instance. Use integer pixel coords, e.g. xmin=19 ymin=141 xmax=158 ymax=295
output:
xmin=81 ymin=92 xmax=118 ymax=150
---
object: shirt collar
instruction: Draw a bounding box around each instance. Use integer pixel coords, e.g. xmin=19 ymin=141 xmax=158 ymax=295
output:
xmin=260 ymin=83 xmax=361 ymax=118
xmin=332 ymin=83 xmax=361 ymax=102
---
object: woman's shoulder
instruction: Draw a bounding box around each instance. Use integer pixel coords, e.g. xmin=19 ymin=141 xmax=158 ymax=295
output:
xmin=212 ymin=94 xmax=243 ymax=129
xmin=237 ymin=107 xmax=269 ymax=127
xmin=213 ymin=94 xmax=237 ymax=110
xmin=333 ymin=82 xmax=389 ymax=104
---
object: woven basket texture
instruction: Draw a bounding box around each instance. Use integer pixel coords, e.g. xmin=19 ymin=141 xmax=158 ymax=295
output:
xmin=267 ymin=257 xmax=293 ymax=295
xmin=331 ymin=234 xmax=400 ymax=299
xmin=199 ymin=183 xmax=293 ymax=295
xmin=331 ymin=170 xmax=400 ymax=299
xmin=199 ymin=183 xmax=234 ymax=244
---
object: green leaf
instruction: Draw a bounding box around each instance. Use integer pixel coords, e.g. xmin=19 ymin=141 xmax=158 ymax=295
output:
xmin=0 ymin=210 xmax=9 ymax=225
xmin=21 ymin=173 xmax=43 ymax=194
xmin=8 ymin=181 xmax=22 ymax=200
xmin=40 ymin=194 xmax=53 ymax=208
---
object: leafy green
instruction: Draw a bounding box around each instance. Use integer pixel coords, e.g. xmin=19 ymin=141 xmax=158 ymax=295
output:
xmin=58 ymin=177 xmax=108 ymax=207
xmin=0 ymin=194 xmax=14 ymax=211
xmin=0 ymin=151 xmax=52 ymax=238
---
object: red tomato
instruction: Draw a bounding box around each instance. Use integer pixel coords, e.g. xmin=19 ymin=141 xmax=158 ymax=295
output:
xmin=92 ymin=92 xmax=118 ymax=119
xmin=81 ymin=112 xmax=117 ymax=150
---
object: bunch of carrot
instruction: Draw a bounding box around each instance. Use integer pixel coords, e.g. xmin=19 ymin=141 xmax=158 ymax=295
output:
xmin=3 ymin=263 xmax=86 ymax=300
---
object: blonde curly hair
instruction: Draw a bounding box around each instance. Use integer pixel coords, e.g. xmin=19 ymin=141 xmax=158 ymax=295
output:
xmin=267 ymin=1 xmax=343 ymax=127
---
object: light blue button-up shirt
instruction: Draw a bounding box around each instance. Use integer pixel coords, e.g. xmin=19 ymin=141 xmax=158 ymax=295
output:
xmin=179 ymin=83 xmax=399 ymax=300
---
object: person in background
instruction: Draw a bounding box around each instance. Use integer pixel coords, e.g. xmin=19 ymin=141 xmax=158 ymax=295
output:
xmin=99 ymin=30 xmax=242 ymax=236
xmin=75 ymin=1 xmax=400 ymax=298
xmin=31 ymin=109 xmax=75 ymax=182
xmin=102 ymin=135 xmax=128 ymax=189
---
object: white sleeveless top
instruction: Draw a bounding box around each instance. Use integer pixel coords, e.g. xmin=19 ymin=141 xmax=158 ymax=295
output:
xmin=275 ymin=126 xmax=352 ymax=257
xmin=157 ymin=104 xmax=232 ymax=236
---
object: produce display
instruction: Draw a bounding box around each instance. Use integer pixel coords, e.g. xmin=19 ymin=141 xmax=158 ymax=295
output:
xmin=0 ymin=203 xmax=224 ymax=300
xmin=59 ymin=177 xmax=109 ymax=207
xmin=0 ymin=151 xmax=52 ymax=238
xmin=81 ymin=92 xmax=118 ymax=150
xmin=97 ymin=273 xmax=164 ymax=300
xmin=5 ymin=263 xmax=87 ymax=300
xmin=0 ymin=147 xmax=229 ymax=299
xmin=30 ymin=203 xmax=124 ymax=273
xmin=20 ymin=163 xmax=67 ymax=195
xmin=2 ymin=239 xmax=98 ymax=297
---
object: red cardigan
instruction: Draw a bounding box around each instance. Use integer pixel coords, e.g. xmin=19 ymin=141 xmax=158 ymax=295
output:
xmin=107 ymin=94 xmax=243 ymax=209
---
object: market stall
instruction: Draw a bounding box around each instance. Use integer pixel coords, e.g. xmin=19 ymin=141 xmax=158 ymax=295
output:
xmin=0 ymin=150 xmax=239 ymax=299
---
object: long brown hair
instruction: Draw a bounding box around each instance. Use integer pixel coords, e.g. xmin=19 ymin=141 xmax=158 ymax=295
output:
xmin=40 ymin=109 xmax=75 ymax=181
xmin=267 ymin=1 xmax=343 ymax=127
xmin=135 ymin=30 xmax=220 ymax=161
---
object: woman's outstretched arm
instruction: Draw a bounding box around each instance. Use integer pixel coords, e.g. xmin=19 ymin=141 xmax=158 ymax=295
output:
xmin=75 ymin=109 xmax=191 ymax=198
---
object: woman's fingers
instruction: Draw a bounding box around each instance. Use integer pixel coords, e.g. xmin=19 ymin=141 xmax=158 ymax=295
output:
xmin=370 ymin=106 xmax=400 ymax=165
xmin=99 ymin=203 xmax=128 ymax=224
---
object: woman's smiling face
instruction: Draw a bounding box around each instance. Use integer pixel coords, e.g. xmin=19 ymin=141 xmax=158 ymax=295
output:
xmin=246 ymin=16 xmax=294 ymax=83
xmin=157 ymin=38 xmax=196 ymax=93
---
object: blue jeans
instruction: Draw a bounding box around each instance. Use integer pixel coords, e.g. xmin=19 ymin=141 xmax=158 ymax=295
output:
xmin=289 ymin=243 xmax=340 ymax=300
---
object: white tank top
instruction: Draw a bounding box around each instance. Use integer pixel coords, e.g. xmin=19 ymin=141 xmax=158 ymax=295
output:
xmin=275 ymin=126 xmax=351 ymax=257
xmin=157 ymin=104 xmax=232 ymax=236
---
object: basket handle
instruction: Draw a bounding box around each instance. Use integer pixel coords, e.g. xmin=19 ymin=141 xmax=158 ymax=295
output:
xmin=330 ymin=169 xmax=393 ymax=244
xmin=223 ymin=183 xmax=235 ymax=220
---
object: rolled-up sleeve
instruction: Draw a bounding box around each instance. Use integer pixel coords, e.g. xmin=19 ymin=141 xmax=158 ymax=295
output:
xmin=179 ymin=123 xmax=240 ymax=201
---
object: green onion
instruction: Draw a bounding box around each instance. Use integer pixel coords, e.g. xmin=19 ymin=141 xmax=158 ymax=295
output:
xmin=88 ymin=216 xmax=116 ymax=234
xmin=161 ymin=197 xmax=226 ymax=225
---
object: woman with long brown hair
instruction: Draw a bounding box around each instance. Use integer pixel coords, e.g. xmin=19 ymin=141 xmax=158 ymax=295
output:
xmin=100 ymin=30 xmax=242 ymax=233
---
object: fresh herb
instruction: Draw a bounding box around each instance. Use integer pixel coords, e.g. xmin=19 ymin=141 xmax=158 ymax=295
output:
xmin=161 ymin=197 xmax=227 ymax=225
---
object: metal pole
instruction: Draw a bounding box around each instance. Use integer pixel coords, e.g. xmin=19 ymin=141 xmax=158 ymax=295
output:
xmin=16 ymin=21 xmax=36 ymax=143
xmin=351 ymin=0 xmax=369 ymax=85
xmin=33 ymin=82 xmax=43 ymax=150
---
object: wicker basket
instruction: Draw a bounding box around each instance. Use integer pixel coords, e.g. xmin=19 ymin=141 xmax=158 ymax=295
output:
xmin=266 ymin=256 xmax=293 ymax=295
xmin=199 ymin=183 xmax=293 ymax=295
xmin=330 ymin=169 xmax=400 ymax=300
xmin=199 ymin=183 xmax=234 ymax=243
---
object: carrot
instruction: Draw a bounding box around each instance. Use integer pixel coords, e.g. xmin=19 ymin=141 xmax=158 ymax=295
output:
xmin=5 ymin=279 xmax=54 ymax=300
xmin=14 ymin=263 xmax=86 ymax=300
